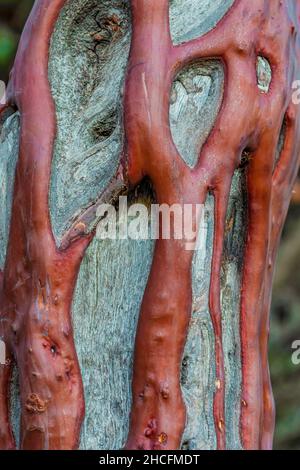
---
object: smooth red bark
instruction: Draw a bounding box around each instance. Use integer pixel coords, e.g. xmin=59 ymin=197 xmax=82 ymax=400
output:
xmin=0 ymin=0 xmax=90 ymax=450
xmin=125 ymin=0 xmax=300 ymax=450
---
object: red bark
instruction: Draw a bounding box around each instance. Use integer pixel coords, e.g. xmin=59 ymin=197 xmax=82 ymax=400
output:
xmin=124 ymin=0 xmax=300 ymax=450
xmin=0 ymin=0 xmax=90 ymax=450
xmin=0 ymin=0 xmax=299 ymax=451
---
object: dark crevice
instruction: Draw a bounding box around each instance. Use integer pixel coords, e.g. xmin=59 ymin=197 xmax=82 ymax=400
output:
xmin=180 ymin=355 xmax=189 ymax=386
xmin=238 ymin=147 xmax=253 ymax=170
xmin=273 ymin=116 xmax=287 ymax=171
xmin=125 ymin=177 xmax=156 ymax=208
xmin=90 ymin=110 xmax=118 ymax=142
xmin=181 ymin=440 xmax=190 ymax=450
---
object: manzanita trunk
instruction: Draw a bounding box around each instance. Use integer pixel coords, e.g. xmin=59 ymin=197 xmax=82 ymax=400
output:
xmin=0 ymin=0 xmax=300 ymax=450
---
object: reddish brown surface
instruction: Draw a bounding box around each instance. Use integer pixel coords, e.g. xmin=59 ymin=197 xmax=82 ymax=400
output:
xmin=125 ymin=0 xmax=300 ymax=450
xmin=292 ymin=179 xmax=300 ymax=203
xmin=0 ymin=0 xmax=300 ymax=451
xmin=0 ymin=0 xmax=90 ymax=450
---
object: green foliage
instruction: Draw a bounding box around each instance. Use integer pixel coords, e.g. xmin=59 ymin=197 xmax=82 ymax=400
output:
xmin=271 ymin=205 xmax=300 ymax=449
xmin=0 ymin=0 xmax=34 ymax=80
xmin=0 ymin=27 xmax=16 ymax=68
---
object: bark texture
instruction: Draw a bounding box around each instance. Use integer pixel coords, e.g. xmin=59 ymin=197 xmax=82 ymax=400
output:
xmin=0 ymin=0 xmax=300 ymax=451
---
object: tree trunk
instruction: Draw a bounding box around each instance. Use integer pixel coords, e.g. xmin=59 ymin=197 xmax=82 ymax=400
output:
xmin=0 ymin=0 xmax=299 ymax=450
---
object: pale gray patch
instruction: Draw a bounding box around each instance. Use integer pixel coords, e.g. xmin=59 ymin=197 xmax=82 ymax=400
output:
xmin=10 ymin=364 xmax=21 ymax=447
xmin=0 ymin=112 xmax=20 ymax=268
xmin=0 ymin=81 xmax=6 ymax=104
xmin=256 ymin=56 xmax=272 ymax=93
xmin=181 ymin=195 xmax=217 ymax=450
xmin=169 ymin=0 xmax=235 ymax=45
xmin=49 ymin=0 xmax=131 ymax=241
xmin=170 ymin=60 xmax=224 ymax=168
xmin=221 ymin=170 xmax=247 ymax=450
xmin=182 ymin=171 xmax=246 ymax=450
xmin=73 ymin=222 xmax=154 ymax=450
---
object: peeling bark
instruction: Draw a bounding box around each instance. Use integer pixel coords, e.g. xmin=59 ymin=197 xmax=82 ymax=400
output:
xmin=0 ymin=0 xmax=300 ymax=450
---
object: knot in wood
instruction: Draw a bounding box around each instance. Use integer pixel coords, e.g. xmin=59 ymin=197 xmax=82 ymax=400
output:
xmin=25 ymin=393 xmax=48 ymax=414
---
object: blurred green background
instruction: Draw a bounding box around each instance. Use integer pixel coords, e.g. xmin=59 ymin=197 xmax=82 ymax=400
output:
xmin=0 ymin=0 xmax=299 ymax=450
xmin=0 ymin=0 xmax=33 ymax=81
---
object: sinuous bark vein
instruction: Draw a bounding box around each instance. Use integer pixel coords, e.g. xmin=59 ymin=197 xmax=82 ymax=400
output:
xmin=0 ymin=0 xmax=300 ymax=450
